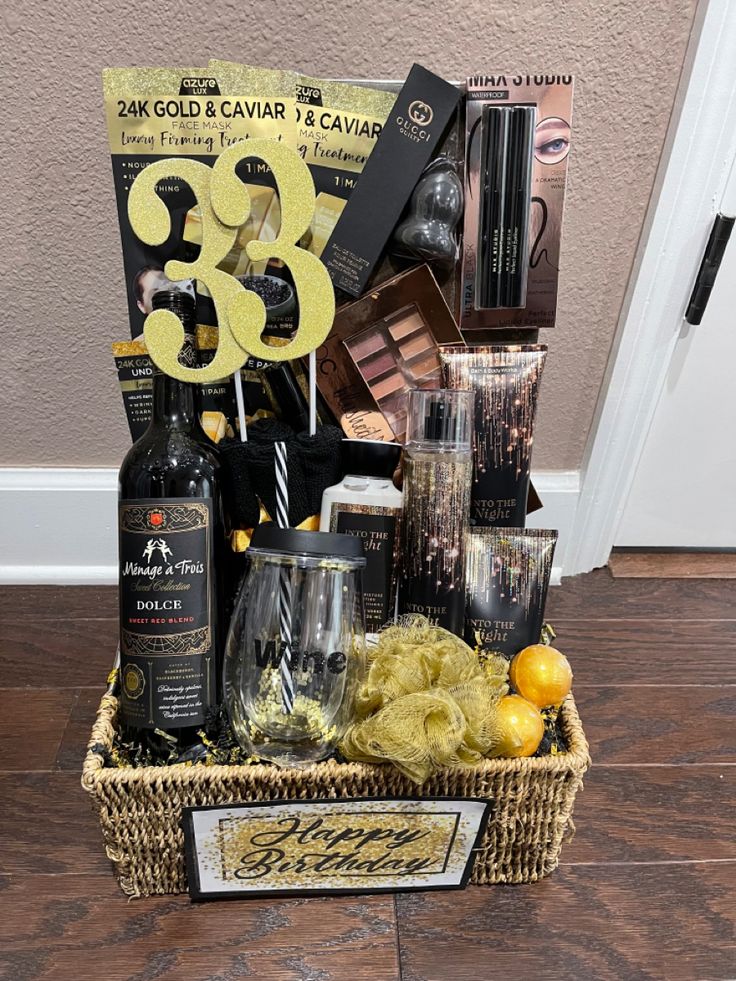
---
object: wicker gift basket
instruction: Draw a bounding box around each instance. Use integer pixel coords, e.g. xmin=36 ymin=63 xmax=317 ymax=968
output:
xmin=82 ymin=688 xmax=589 ymax=898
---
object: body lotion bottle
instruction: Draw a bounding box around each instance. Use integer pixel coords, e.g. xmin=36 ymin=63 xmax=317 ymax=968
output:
xmin=320 ymin=440 xmax=403 ymax=635
xmin=399 ymin=389 xmax=473 ymax=635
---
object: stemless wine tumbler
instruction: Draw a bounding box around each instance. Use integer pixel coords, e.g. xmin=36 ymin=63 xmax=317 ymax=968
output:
xmin=224 ymin=525 xmax=367 ymax=766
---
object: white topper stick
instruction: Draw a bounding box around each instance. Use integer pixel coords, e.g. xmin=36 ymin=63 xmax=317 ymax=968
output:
xmin=233 ymin=371 xmax=248 ymax=443
xmin=308 ymin=349 xmax=317 ymax=437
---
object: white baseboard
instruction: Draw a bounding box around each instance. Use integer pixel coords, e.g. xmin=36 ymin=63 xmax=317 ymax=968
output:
xmin=527 ymin=470 xmax=580 ymax=584
xmin=0 ymin=468 xmax=118 ymax=585
xmin=0 ymin=467 xmax=580 ymax=585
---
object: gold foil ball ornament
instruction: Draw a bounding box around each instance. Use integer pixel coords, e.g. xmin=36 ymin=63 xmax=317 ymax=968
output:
xmin=509 ymin=645 xmax=573 ymax=708
xmin=495 ymin=694 xmax=544 ymax=757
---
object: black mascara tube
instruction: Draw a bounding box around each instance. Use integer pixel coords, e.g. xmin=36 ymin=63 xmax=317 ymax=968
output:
xmin=477 ymin=105 xmax=535 ymax=310
xmin=487 ymin=107 xmax=508 ymax=309
xmin=504 ymin=107 xmax=535 ymax=308
xmin=477 ymin=106 xmax=492 ymax=308
xmin=477 ymin=109 xmax=492 ymax=308
xmin=501 ymin=108 xmax=522 ymax=308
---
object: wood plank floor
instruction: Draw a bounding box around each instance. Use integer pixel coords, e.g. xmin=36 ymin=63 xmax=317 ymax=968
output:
xmin=608 ymin=550 xmax=736 ymax=578
xmin=0 ymin=569 xmax=734 ymax=980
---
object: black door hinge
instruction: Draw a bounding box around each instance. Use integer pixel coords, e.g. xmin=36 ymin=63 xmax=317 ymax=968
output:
xmin=685 ymin=213 xmax=735 ymax=325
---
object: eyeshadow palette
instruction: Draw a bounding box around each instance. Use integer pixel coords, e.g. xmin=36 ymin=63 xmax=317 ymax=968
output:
xmin=343 ymin=304 xmax=447 ymax=441
xmin=313 ymin=264 xmax=465 ymax=442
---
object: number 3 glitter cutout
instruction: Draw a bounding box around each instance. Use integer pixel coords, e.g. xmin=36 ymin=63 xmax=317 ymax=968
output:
xmin=127 ymin=140 xmax=336 ymax=383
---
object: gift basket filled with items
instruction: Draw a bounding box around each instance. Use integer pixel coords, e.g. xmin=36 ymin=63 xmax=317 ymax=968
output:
xmin=83 ymin=62 xmax=589 ymax=899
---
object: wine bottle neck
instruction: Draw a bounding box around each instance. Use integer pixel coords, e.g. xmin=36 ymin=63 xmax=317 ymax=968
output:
xmin=147 ymin=292 xmax=202 ymax=433
xmin=151 ymin=371 xmax=201 ymax=430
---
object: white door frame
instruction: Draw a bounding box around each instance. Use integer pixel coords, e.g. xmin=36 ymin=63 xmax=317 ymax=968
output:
xmin=566 ymin=0 xmax=736 ymax=575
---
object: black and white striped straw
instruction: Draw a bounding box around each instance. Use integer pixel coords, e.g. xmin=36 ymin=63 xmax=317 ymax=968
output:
xmin=274 ymin=441 xmax=295 ymax=714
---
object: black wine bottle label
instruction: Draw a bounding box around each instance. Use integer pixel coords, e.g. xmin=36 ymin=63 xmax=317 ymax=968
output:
xmin=118 ymin=498 xmax=215 ymax=730
xmin=330 ymin=505 xmax=400 ymax=634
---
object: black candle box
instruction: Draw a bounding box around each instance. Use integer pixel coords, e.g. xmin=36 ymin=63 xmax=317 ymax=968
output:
xmin=321 ymin=63 xmax=462 ymax=298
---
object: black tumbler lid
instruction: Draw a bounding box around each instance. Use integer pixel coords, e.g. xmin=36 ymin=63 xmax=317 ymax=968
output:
xmin=249 ymin=523 xmax=366 ymax=563
xmin=342 ymin=439 xmax=402 ymax=478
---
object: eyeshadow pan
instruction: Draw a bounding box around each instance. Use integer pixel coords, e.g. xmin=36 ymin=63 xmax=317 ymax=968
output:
xmin=345 ymin=329 xmax=382 ymax=364
xmin=380 ymin=394 xmax=409 ymax=441
xmin=400 ymin=332 xmax=434 ymax=360
xmin=408 ymin=353 xmax=442 ymax=381
xmin=381 ymin=391 xmax=407 ymax=413
xmin=387 ymin=307 xmax=426 ymax=341
xmin=361 ymin=350 xmax=396 ymax=381
xmin=373 ymin=372 xmax=406 ymax=400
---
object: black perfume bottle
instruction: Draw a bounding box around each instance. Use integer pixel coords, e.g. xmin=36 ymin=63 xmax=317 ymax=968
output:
xmin=117 ymin=290 xmax=226 ymax=757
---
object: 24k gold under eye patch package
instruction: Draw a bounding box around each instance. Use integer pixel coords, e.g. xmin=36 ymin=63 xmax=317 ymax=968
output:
xmin=112 ymin=328 xmax=274 ymax=443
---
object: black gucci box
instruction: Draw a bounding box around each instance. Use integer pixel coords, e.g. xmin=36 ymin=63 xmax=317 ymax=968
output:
xmin=321 ymin=63 xmax=462 ymax=298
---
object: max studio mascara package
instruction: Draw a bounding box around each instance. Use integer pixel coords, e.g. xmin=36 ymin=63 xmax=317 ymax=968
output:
xmin=460 ymin=75 xmax=574 ymax=331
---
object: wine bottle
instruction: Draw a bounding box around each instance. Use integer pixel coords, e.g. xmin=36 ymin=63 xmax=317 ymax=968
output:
xmin=118 ymin=290 xmax=225 ymax=756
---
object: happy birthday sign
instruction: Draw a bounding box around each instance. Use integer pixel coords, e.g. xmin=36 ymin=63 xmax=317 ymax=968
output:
xmin=183 ymin=797 xmax=490 ymax=899
xmin=127 ymin=139 xmax=336 ymax=384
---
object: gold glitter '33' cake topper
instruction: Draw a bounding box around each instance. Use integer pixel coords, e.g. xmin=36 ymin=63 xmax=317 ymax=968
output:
xmin=127 ymin=139 xmax=335 ymax=384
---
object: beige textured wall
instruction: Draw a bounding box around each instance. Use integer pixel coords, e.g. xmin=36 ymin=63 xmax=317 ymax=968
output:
xmin=1 ymin=1 xmax=697 ymax=469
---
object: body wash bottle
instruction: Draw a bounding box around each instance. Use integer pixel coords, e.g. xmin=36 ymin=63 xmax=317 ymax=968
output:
xmin=320 ymin=440 xmax=403 ymax=635
xmin=399 ymin=389 xmax=473 ymax=634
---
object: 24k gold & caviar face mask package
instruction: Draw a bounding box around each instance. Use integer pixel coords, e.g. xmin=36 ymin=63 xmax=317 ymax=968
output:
xmin=103 ymin=64 xmax=296 ymax=339
xmin=206 ymin=60 xmax=300 ymax=333
xmin=295 ymin=76 xmax=396 ymax=258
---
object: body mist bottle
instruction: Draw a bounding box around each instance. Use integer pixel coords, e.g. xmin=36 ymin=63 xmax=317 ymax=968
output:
xmin=399 ymin=389 xmax=473 ymax=634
